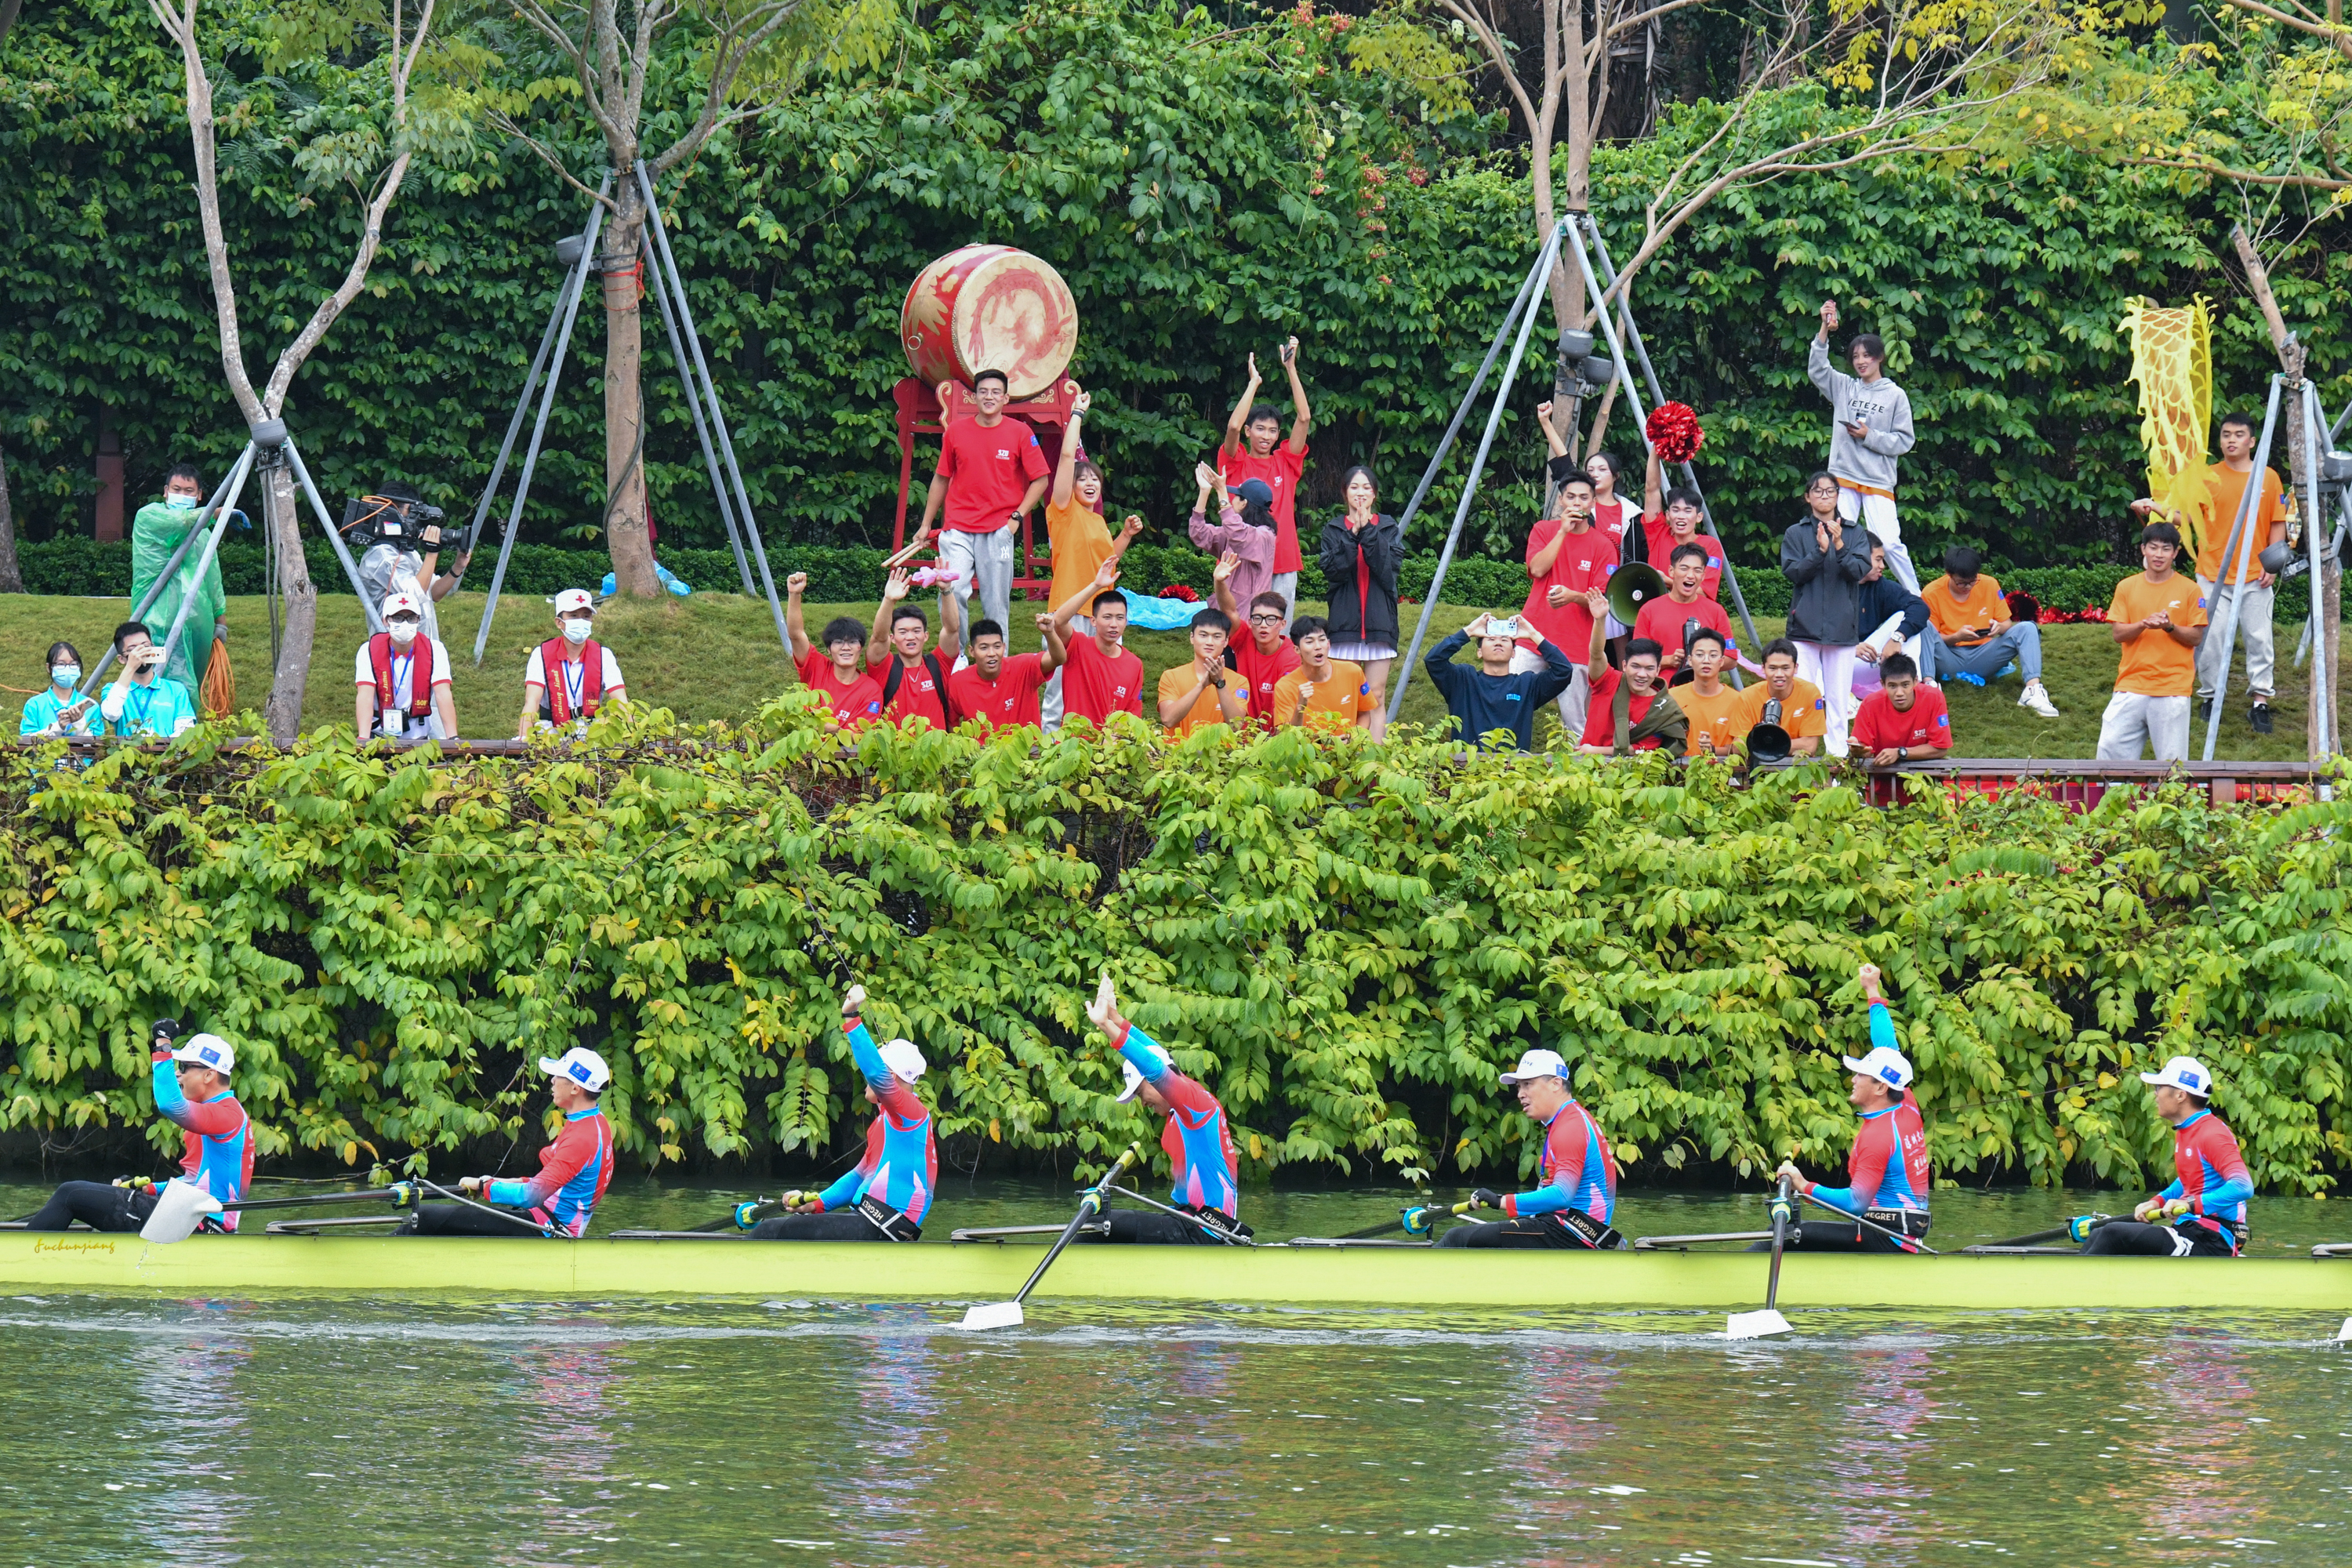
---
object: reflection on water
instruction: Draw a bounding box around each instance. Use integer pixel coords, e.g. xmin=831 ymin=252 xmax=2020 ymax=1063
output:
xmin=0 ymin=1296 xmax=2344 ymax=1566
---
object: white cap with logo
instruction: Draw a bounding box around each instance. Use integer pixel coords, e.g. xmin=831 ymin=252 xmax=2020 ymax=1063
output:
xmin=552 ymin=587 xmax=597 ymax=616
xmin=170 ymin=1033 xmax=235 ymax=1074
xmin=382 ymin=591 xmax=423 ymax=619
xmin=1842 ymin=1044 xmax=1914 ymax=1091
xmin=1116 ymin=1042 xmax=1171 ymax=1104
xmin=538 ymin=1045 xmax=611 ymax=1094
xmin=877 ymin=1038 xmax=926 ymax=1083
xmin=1498 ymin=1048 xmax=1570 ymax=1087
xmin=2139 ymin=1055 xmax=2212 ymax=1097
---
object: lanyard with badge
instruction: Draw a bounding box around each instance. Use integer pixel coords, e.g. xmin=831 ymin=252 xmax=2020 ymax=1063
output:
xmin=564 ymin=655 xmax=586 ymax=714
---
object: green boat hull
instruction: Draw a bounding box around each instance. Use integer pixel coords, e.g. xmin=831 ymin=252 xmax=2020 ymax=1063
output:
xmin=3 ymin=1232 xmax=2346 ymax=1312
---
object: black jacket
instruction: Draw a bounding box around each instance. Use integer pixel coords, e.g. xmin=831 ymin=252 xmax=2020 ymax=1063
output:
xmin=1857 ymin=572 xmax=1931 ymax=644
xmin=1319 ymin=514 xmax=1403 ymax=648
xmin=1780 ymin=517 xmax=1874 ymax=644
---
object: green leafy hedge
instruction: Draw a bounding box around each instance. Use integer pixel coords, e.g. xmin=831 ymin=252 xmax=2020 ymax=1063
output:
xmin=4 ymin=706 xmax=2346 ymax=1199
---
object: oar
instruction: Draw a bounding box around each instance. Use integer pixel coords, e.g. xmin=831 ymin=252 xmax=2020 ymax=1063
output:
xmin=1401 ymin=1200 xmax=1474 ymax=1238
xmin=140 ymin=1182 xmax=421 ymax=1244
xmin=688 ymin=1192 xmax=804 ymax=1232
xmin=960 ymin=1141 xmax=1142 ymax=1331
xmin=1795 ymin=1189 xmax=1940 ymax=1255
xmin=1726 ymin=1177 xmax=1797 ymax=1339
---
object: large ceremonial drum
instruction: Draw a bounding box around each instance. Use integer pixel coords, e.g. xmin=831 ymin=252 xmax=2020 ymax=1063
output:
xmin=902 ymin=245 xmax=1078 ymax=400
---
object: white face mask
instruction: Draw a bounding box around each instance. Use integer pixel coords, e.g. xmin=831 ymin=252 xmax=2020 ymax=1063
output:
xmin=165 ymin=494 xmax=200 ymax=511
xmin=51 ymin=665 xmax=78 ymax=688
xmin=561 ymin=618 xmax=592 ymax=645
xmin=387 ymin=620 xmax=419 ymax=647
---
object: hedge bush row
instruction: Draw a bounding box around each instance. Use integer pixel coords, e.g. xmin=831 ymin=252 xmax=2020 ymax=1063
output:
xmin=3 ymin=706 xmax=2346 ymax=1196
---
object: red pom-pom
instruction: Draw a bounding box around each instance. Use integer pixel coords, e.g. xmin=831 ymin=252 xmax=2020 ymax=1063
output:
xmin=1161 ymin=584 xmax=1201 ymax=603
xmin=1646 ymin=401 xmax=1704 ymax=465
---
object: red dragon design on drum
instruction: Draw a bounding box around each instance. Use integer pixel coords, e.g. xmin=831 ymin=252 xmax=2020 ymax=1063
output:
xmin=901 ymin=245 xmax=1077 ymax=399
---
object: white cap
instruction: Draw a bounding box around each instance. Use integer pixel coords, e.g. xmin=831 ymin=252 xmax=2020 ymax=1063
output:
xmin=382 ymin=591 xmax=423 ymax=619
xmin=877 ymin=1037 xmax=926 ymax=1083
xmin=1498 ymin=1048 xmax=1570 ymax=1087
xmin=2139 ymin=1055 xmax=2212 ymax=1097
xmin=1842 ymin=1044 xmax=1914 ymax=1091
xmin=537 ymin=1045 xmax=611 ymax=1094
xmin=1116 ymin=1043 xmax=1170 ymax=1104
xmin=170 ymin=1033 xmax=235 ymax=1073
xmin=553 ymin=587 xmax=597 ymax=616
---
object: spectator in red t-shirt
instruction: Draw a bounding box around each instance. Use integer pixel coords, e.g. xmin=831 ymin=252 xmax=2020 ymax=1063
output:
xmin=912 ymin=371 xmax=1050 ymax=639
xmin=1219 ymin=337 xmax=1313 ymax=619
xmin=1214 ymin=562 xmax=1302 ymax=731
xmin=1851 ymin=652 xmax=1952 ymax=766
xmin=1516 ymin=459 xmax=1617 ymax=741
xmin=864 ymin=567 xmax=963 ymax=730
xmin=1578 ymin=594 xmax=1686 ymax=756
xmin=1050 ymin=557 xmax=1145 ymax=728
xmin=1632 ymin=543 xmax=1747 ymax=677
xmin=1639 ymin=448 xmax=1727 ymax=600
xmin=786 ymin=572 xmax=885 ymax=731
xmin=947 ymin=614 xmax=1065 ymax=734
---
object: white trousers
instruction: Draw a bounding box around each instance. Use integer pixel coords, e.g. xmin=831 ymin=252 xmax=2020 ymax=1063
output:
xmin=2096 ymin=691 xmax=2191 ymax=761
xmin=2194 ymin=576 xmax=2277 ymax=701
xmin=1792 ymin=641 xmax=1859 ymax=757
xmin=940 ymin=523 xmax=1016 ymax=639
xmin=1271 ymin=572 xmax=1299 ymax=626
xmin=1836 ymin=487 xmax=1920 ymax=593
xmin=1508 ymin=649 xmax=1590 ymax=737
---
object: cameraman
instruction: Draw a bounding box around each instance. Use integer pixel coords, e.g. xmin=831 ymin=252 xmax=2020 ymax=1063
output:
xmin=99 ymin=622 xmax=199 ymax=739
xmin=355 ymin=591 xmax=458 ymax=744
xmin=347 ymin=482 xmax=470 ymax=643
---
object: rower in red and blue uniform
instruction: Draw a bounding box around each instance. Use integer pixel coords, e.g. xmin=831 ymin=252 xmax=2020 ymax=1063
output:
xmin=25 ymin=1022 xmax=251 ymax=1233
xmin=1085 ymin=972 xmax=1250 ymax=1243
xmin=1773 ymin=964 xmax=1931 ymax=1253
xmin=405 ymin=1047 xmax=614 ymax=1236
xmin=753 ymin=983 xmax=935 ymax=1240
xmin=2081 ymin=1055 xmax=2250 ymax=1258
xmin=1446 ymin=1047 xmax=1621 ymax=1248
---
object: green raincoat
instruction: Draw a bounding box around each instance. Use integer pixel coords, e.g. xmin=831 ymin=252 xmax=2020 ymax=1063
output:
xmin=129 ymin=501 xmax=228 ymax=695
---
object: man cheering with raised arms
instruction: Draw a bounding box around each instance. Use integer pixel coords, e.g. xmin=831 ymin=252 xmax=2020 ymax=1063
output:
xmin=1769 ymin=963 xmax=1931 ymax=1253
xmin=1087 ymin=971 xmax=1247 ymax=1243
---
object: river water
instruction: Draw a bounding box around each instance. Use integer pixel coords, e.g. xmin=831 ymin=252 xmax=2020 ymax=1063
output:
xmin=2 ymin=1178 xmax=2346 ymax=1566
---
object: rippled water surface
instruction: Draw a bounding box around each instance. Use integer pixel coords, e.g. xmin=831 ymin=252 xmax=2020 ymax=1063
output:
xmin=2 ymin=1179 xmax=2347 ymax=1566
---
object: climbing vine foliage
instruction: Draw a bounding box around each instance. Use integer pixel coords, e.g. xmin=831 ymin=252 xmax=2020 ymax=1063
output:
xmin=2 ymin=707 xmax=2347 ymax=1197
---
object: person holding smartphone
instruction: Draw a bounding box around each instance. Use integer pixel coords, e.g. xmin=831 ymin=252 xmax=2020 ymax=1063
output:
xmin=99 ymin=622 xmax=199 ymax=739
xmin=1424 ymin=610 xmax=1574 ymax=752
xmin=19 ymin=641 xmax=103 ymax=738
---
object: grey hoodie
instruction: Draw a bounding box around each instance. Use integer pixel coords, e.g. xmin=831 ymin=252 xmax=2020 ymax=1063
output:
xmin=1808 ymin=336 xmax=1915 ymax=492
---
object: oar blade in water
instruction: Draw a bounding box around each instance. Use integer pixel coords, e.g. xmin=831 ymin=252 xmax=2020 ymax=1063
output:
xmin=959 ymin=1301 xmax=1025 ymax=1331
xmin=1725 ymin=1307 xmax=1793 ymax=1340
xmin=139 ymin=1181 xmax=224 ymax=1244
xmin=2336 ymin=1317 xmax=2351 ymax=1344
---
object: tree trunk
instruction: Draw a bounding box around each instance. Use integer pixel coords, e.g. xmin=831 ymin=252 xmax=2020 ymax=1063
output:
xmin=602 ymin=174 xmax=659 ymax=597
xmin=261 ymin=462 xmax=315 ymax=746
xmin=0 ymin=441 xmax=24 ymax=593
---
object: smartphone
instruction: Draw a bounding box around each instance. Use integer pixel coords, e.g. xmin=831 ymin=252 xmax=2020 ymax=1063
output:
xmin=1489 ymin=616 xmax=1520 ymax=638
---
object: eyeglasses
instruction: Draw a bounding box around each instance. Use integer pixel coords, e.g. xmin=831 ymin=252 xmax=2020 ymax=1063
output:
xmin=1249 ymin=613 xmax=1285 ymax=625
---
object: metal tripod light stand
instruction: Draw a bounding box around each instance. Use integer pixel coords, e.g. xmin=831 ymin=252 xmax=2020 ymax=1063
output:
xmin=468 ymin=165 xmax=789 ymax=667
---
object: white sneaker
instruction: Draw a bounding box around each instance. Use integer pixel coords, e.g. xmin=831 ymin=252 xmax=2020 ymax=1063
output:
xmin=2019 ymin=680 xmax=2060 ymax=718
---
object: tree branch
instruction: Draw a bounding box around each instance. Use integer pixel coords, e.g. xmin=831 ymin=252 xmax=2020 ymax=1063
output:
xmin=2221 ymin=0 xmax=2352 ymax=56
xmin=150 ymin=0 xmax=265 ymax=426
xmin=2130 ymin=155 xmax=2352 ymax=190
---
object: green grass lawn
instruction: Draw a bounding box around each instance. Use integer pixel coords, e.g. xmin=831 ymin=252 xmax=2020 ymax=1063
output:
xmin=0 ymin=588 xmax=2322 ymax=759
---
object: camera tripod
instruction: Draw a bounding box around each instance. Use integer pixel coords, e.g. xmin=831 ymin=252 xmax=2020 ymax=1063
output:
xmin=77 ymin=419 xmax=379 ymax=698
xmin=466 ymin=163 xmax=789 ymax=667
xmin=1385 ymin=212 xmax=1764 ymax=719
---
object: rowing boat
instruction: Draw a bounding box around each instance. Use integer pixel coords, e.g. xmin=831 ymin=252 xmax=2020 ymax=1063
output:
xmin=3 ymin=1230 xmax=2344 ymax=1312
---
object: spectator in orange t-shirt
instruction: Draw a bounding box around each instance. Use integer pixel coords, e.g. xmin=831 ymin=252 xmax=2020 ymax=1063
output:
xmin=1271 ymin=615 xmax=1373 ymax=732
xmin=2095 ymin=521 xmax=2208 ymax=761
xmin=786 ymin=572 xmax=884 ymax=730
xmin=1734 ymin=639 xmax=1828 ymax=757
xmin=1852 ymin=653 xmax=1951 ymax=765
xmin=1920 ymin=546 xmax=2059 ymax=718
xmin=1675 ymin=630 xmax=1745 ymax=758
xmin=1040 ymin=389 xmax=1142 ymax=729
xmin=1158 ymin=607 xmax=1250 ymax=739
xmin=1219 ymin=338 xmax=1313 ymax=619
xmin=2131 ymin=411 xmax=2287 ymax=733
